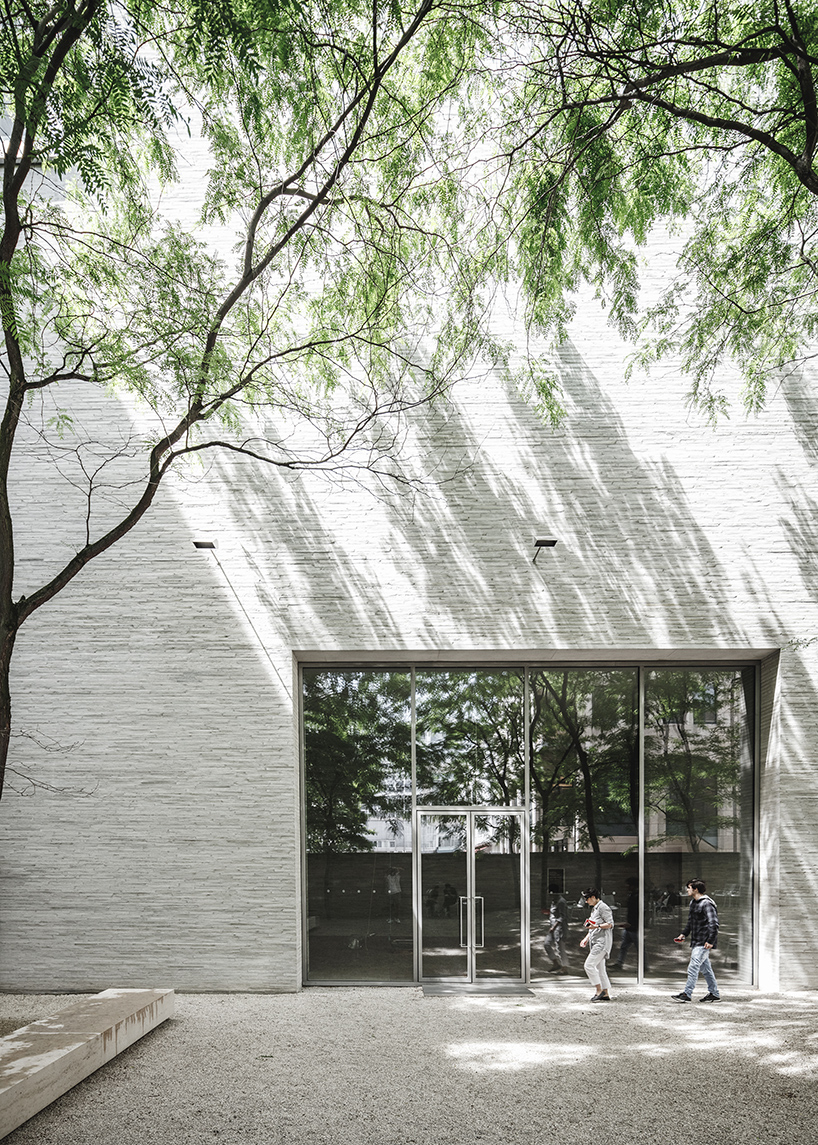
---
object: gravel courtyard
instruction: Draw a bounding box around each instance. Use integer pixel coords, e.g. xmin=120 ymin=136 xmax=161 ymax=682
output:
xmin=2 ymin=984 xmax=816 ymax=1144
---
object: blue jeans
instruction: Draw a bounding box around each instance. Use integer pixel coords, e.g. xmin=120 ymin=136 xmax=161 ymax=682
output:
xmin=684 ymin=944 xmax=720 ymax=997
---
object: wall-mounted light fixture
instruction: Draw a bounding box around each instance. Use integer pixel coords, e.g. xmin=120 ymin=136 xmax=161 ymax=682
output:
xmin=189 ymin=536 xmax=290 ymax=696
xmin=533 ymin=537 xmax=557 ymax=564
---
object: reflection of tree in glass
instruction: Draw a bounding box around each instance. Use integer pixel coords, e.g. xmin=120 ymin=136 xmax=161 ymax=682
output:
xmin=432 ymin=815 xmax=467 ymax=850
xmin=530 ymin=671 xmax=638 ymax=896
xmin=303 ymin=670 xmax=410 ymax=854
xmin=415 ymin=671 xmax=525 ymax=805
xmin=470 ymin=812 xmax=522 ymax=852
xmin=645 ymin=671 xmax=741 ymax=852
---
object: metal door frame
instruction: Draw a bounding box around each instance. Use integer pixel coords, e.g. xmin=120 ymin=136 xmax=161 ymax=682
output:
xmin=414 ymin=806 xmax=529 ymax=985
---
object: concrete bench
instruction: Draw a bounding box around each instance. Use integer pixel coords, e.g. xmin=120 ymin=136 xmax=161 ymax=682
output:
xmin=0 ymin=987 xmax=174 ymax=1139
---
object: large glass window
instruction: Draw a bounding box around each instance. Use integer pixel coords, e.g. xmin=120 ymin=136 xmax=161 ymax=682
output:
xmin=415 ymin=670 xmax=525 ymax=806
xmin=644 ymin=668 xmax=754 ymax=985
xmin=303 ymin=669 xmax=412 ymax=982
xmin=302 ymin=662 xmax=756 ymax=986
xmin=529 ymin=669 xmax=640 ymax=981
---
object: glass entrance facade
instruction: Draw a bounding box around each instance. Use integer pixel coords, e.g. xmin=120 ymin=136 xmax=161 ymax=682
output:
xmin=302 ymin=664 xmax=756 ymax=986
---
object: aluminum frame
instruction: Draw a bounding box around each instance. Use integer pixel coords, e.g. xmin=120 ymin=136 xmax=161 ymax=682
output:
xmin=301 ymin=659 xmax=761 ymax=989
xmin=415 ymin=806 xmax=529 ymax=985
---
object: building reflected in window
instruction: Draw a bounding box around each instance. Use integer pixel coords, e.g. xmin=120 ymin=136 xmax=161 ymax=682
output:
xmin=644 ymin=668 xmax=754 ymax=982
xmin=303 ymin=669 xmax=413 ymax=982
xmin=302 ymin=664 xmax=755 ymax=986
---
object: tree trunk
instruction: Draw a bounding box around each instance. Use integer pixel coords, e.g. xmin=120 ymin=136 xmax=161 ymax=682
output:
xmin=540 ymin=837 xmax=551 ymax=911
xmin=0 ymin=383 xmax=22 ymax=803
xmin=0 ymin=623 xmax=16 ymax=801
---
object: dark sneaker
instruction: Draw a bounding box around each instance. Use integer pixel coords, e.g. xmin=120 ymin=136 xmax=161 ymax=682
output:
xmin=698 ymin=993 xmax=721 ymax=1002
xmin=671 ymin=992 xmax=692 ymax=1003
xmin=591 ymin=994 xmax=611 ymax=1002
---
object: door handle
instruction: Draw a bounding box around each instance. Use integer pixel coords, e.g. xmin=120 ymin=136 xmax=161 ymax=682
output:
xmin=474 ymin=896 xmax=484 ymax=949
xmin=459 ymin=896 xmax=468 ymax=948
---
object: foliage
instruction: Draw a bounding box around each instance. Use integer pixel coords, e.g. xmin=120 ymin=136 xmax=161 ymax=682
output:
xmin=0 ymin=0 xmax=501 ymax=798
xmin=644 ymin=668 xmax=749 ymax=852
xmin=530 ymin=669 xmax=639 ymax=857
xmin=415 ymin=669 xmax=527 ymax=807
xmin=500 ymin=0 xmax=818 ymax=418
xmin=302 ymin=665 xmax=750 ymax=874
xmin=303 ymin=670 xmax=411 ymax=853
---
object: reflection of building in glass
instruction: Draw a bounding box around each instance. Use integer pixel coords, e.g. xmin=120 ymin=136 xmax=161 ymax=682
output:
xmin=535 ymin=670 xmax=748 ymax=856
xmin=365 ymin=774 xmax=412 ymax=852
xmin=302 ymin=665 xmax=754 ymax=987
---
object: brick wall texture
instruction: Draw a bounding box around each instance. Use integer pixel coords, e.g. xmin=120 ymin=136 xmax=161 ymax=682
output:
xmin=1 ymin=216 xmax=816 ymax=993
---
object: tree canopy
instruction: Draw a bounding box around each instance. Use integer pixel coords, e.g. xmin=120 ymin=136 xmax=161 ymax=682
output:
xmin=499 ymin=0 xmax=818 ymax=418
xmin=0 ymin=0 xmax=499 ymax=798
xmin=1 ymin=0 xmax=810 ymax=800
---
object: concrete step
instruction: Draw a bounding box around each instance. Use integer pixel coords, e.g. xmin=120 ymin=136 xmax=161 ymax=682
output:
xmin=0 ymin=987 xmax=174 ymax=1139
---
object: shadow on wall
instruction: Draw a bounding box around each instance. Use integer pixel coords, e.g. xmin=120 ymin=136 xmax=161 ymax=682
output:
xmin=191 ymin=339 xmax=818 ymax=989
xmin=203 ymin=338 xmax=793 ymax=652
xmin=3 ymin=381 xmax=301 ymax=990
xmin=770 ymin=369 xmax=818 ymax=989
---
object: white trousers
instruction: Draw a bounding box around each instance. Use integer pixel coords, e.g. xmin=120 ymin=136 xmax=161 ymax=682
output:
xmin=584 ymin=944 xmax=611 ymax=992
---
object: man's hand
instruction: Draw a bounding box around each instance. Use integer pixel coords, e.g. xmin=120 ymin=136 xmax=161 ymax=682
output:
xmin=704 ymin=942 xmax=713 ymax=949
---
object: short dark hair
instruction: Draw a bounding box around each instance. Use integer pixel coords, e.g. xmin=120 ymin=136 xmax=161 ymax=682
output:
xmin=582 ymin=887 xmax=600 ymax=900
xmin=548 ymin=882 xmax=562 ymax=894
xmin=687 ymin=878 xmax=706 ymax=894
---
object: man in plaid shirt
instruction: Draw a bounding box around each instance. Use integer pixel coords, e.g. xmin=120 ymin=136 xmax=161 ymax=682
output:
xmin=671 ymin=878 xmax=721 ymax=1003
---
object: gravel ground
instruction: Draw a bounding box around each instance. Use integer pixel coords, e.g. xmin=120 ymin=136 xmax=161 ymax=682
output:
xmin=2 ymin=983 xmax=817 ymax=1144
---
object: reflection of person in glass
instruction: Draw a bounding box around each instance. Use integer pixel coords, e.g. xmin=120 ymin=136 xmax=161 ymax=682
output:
xmin=580 ymin=888 xmax=614 ymax=1002
xmin=424 ymin=884 xmax=439 ymax=917
xmin=612 ymin=877 xmax=643 ymax=971
xmin=544 ymin=882 xmax=569 ymax=973
xmin=442 ymin=883 xmax=458 ymax=917
xmin=671 ymin=878 xmax=721 ymax=1003
xmin=386 ymin=867 xmax=402 ymax=922
xmin=657 ymin=883 xmax=681 ymax=913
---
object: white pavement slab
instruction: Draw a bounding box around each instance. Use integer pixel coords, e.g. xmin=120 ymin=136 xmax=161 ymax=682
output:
xmin=0 ymin=988 xmax=174 ymax=1139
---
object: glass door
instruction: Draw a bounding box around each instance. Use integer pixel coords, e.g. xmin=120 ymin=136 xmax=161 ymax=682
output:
xmin=474 ymin=812 xmax=525 ymax=980
xmin=417 ymin=813 xmax=469 ymax=979
xmin=417 ymin=809 xmax=526 ymax=983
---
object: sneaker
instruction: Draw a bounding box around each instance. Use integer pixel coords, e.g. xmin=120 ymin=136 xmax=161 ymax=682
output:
xmin=671 ymin=992 xmax=691 ymax=1003
xmin=698 ymin=993 xmax=721 ymax=1002
xmin=590 ymin=994 xmax=612 ymax=1002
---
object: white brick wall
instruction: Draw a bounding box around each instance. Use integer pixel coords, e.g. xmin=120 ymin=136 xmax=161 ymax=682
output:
xmin=1 ymin=205 xmax=816 ymax=993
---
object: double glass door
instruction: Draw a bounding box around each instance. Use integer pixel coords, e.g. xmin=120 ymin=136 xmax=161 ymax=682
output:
xmin=418 ymin=810 xmax=526 ymax=983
